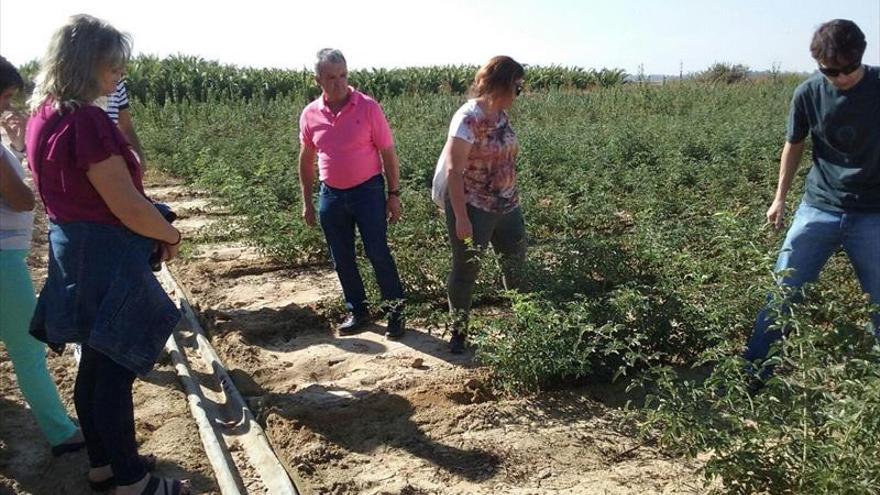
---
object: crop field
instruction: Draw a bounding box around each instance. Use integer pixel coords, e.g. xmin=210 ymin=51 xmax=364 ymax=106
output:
xmin=53 ymin=57 xmax=880 ymax=492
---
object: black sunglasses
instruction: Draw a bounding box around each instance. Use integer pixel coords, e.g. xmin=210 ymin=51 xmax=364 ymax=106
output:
xmin=818 ymin=60 xmax=861 ymax=78
xmin=515 ymin=83 xmax=524 ymax=96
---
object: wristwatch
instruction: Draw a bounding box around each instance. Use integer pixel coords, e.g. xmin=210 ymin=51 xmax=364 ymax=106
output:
xmin=387 ymin=190 xmax=401 ymax=197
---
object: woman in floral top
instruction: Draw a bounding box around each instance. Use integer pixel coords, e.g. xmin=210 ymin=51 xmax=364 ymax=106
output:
xmin=440 ymin=56 xmax=526 ymax=353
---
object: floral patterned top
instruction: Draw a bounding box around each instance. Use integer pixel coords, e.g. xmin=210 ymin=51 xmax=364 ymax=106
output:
xmin=447 ymin=99 xmax=520 ymax=213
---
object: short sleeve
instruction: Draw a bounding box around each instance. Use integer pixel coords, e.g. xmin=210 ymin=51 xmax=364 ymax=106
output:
xmin=298 ymin=108 xmax=316 ymax=151
xmin=116 ymin=81 xmax=130 ymax=111
xmin=72 ymin=106 xmax=126 ymax=171
xmin=369 ymin=102 xmax=394 ymax=150
xmin=786 ymin=86 xmax=810 ymax=143
xmin=448 ymin=106 xmax=476 ymax=144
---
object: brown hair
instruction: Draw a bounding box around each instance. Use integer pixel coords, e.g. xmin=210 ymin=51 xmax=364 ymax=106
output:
xmin=810 ymin=19 xmax=866 ymax=66
xmin=470 ymin=56 xmax=525 ymax=100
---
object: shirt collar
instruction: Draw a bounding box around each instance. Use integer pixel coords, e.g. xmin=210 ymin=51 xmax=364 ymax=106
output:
xmin=319 ymin=86 xmax=359 ymax=111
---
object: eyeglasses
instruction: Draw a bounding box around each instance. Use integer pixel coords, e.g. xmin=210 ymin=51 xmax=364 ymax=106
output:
xmin=515 ymin=83 xmax=523 ymax=96
xmin=818 ymin=61 xmax=861 ymax=78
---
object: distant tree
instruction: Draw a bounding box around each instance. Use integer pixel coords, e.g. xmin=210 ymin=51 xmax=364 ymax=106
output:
xmin=698 ymin=62 xmax=750 ymax=84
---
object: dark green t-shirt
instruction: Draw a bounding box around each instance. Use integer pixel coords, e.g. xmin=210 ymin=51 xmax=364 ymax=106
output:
xmin=787 ymin=65 xmax=880 ymax=211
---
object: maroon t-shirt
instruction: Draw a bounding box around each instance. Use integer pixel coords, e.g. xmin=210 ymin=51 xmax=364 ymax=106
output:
xmin=26 ymin=102 xmax=145 ymax=225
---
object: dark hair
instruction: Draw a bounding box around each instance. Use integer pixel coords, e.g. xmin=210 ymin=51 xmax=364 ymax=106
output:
xmin=470 ymin=56 xmax=525 ymax=100
xmin=0 ymin=55 xmax=25 ymax=93
xmin=810 ymin=19 xmax=866 ymax=66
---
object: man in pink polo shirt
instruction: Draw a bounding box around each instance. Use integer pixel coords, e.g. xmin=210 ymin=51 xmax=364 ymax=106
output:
xmin=299 ymin=48 xmax=406 ymax=339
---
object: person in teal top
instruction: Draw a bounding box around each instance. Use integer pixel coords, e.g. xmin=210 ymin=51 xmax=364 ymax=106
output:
xmin=744 ymin=19 xmax=880 ymax=382
xmin=0 ymin=55 xmax=84 ymax=456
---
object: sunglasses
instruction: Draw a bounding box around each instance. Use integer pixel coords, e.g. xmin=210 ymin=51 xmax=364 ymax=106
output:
xmin=818 ymin=60 xmax=861 ymax=78
xmin=515 ymin=83 xmax=524 ymax=96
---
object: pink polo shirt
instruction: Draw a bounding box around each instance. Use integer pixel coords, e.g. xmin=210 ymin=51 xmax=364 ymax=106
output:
xmin=299 ymin=88 xmax=394 ymax=189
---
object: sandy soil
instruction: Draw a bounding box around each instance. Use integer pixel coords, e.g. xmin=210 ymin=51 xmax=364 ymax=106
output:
xmin=159 ymin=180 xmax=705 ymax=495
xmin=1 ymin=172 xmax=704 ymax=494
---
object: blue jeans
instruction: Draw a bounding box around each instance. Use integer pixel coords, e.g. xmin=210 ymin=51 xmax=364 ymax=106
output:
xmin=744 ymin=201 xmax=880 ymax=363
xmin=318 ymin=175 xmax=404 ymax=314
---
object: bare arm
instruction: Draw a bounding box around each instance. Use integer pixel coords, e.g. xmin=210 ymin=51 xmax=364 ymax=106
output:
xmin=0 ymin=153 xmax=35 ymax=211
xmin=379 ymin=145 xmax=402 ymax=223
xmin=445 ymin=136 xmax=473 ymax=239
xmin=117 ymin=109 xmax=146 ymax=166
xmin=299 ymin=145 xmax=318 ymax=226
xmin=86 ymin=155 xmax=179 ymax=244
xmin=767 ymin=140 xmax=806 ymax=230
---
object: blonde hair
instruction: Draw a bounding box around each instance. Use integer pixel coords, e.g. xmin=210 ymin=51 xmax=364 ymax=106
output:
xmin=29 ymin=14 xmax=131 ymax=111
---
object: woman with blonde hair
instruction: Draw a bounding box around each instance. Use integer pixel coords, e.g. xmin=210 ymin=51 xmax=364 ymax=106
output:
xmin=434 ymin=56 xmax=527 ymax=353
xmin=27 ymin=14 xmax=188 ymax=494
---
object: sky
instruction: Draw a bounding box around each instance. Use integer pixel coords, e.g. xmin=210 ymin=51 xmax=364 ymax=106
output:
xmin=1 ymin=0 xmax=879 ymax=75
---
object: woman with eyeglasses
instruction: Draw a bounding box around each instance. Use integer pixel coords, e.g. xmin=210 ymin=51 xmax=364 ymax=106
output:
xmin=434 ymin=55 xmax=527 ymax=354
xmin=27 ymin=15 xmax=188 ymax=494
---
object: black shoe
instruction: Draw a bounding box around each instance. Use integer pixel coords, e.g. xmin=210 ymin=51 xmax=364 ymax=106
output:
xmin=50 ymin=440 xmax=85 ymax=457
xmin=449 ymin=331 xmax=466 ymax=354
xmin=385 ymin=314 xmax=405 ymax=340
xmin=337 ymin=311 xmax=371 ymax=335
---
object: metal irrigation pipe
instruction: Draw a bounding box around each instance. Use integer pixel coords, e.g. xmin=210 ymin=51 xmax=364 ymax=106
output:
xmin=166 ymin=332 xmax=243 ymax=495
xmin=159 ymin=266 xmax=300 ymax=495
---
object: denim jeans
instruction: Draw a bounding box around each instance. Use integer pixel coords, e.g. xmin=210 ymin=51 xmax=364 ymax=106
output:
xmin=744 ymin=201 xmax=880 ymax=363
xmin=318 ymin=174 xmax=404 ymax=314
xmin=445 ymin=201 xmax=527 ymax=324
xmin=31 ymin=221 xmax=180 ymax=375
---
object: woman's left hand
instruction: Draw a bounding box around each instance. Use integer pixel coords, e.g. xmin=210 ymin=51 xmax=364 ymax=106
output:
xmin=387 ymin=196 xmax=402 ymax=224
xmin=160 ymin=242 xmax=180 ymax=262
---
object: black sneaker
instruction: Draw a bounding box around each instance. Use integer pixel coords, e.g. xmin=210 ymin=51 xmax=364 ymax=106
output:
xmin=449 ymin=331 xmax=466 ymax=354
xmin=385 ymin=314 xmax=405 ymax=340
xmin=337 ymin=311 xmax=371 ymax=335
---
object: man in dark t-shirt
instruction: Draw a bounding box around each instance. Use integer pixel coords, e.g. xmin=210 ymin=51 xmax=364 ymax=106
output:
xmin=744 ymin=19 xmax=880 ymax=376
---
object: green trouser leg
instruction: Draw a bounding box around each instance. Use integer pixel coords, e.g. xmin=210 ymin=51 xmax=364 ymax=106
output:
xmin=445 ymin=202 xmax=527 ymax=331
xmin=0 ymin=249 xmax=77 ymax=446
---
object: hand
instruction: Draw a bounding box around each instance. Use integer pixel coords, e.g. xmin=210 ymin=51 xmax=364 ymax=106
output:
xmin=455 ymin=216 xmax=473 ymax=241
xmin=766 ymin=198 xmax=786 ymax=230
xmin=160 ymin=241 xmax=180 ymax=262
xmin=1 ymin=111 xmax=27 ymax=152
xmin=302 ymin=203 xmax=317 ymax=227
xmin=387 ymin=195 xmax=402 ymax=224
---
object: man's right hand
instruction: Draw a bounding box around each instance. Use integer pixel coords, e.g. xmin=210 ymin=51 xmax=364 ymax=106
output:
xmin=766 ymin=198 xmax=786 ymax=230
xmin=303 ymin=203 xmax=317 ymax=227
xmin=455 ymin=216 xmax=473 ymax=240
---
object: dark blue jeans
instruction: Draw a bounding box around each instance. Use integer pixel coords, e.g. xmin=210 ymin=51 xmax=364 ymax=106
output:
xmin=75 ymin=345 xmax=145 ymax=485
xmin=318 ymin=175 xmax=404 ymax=314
